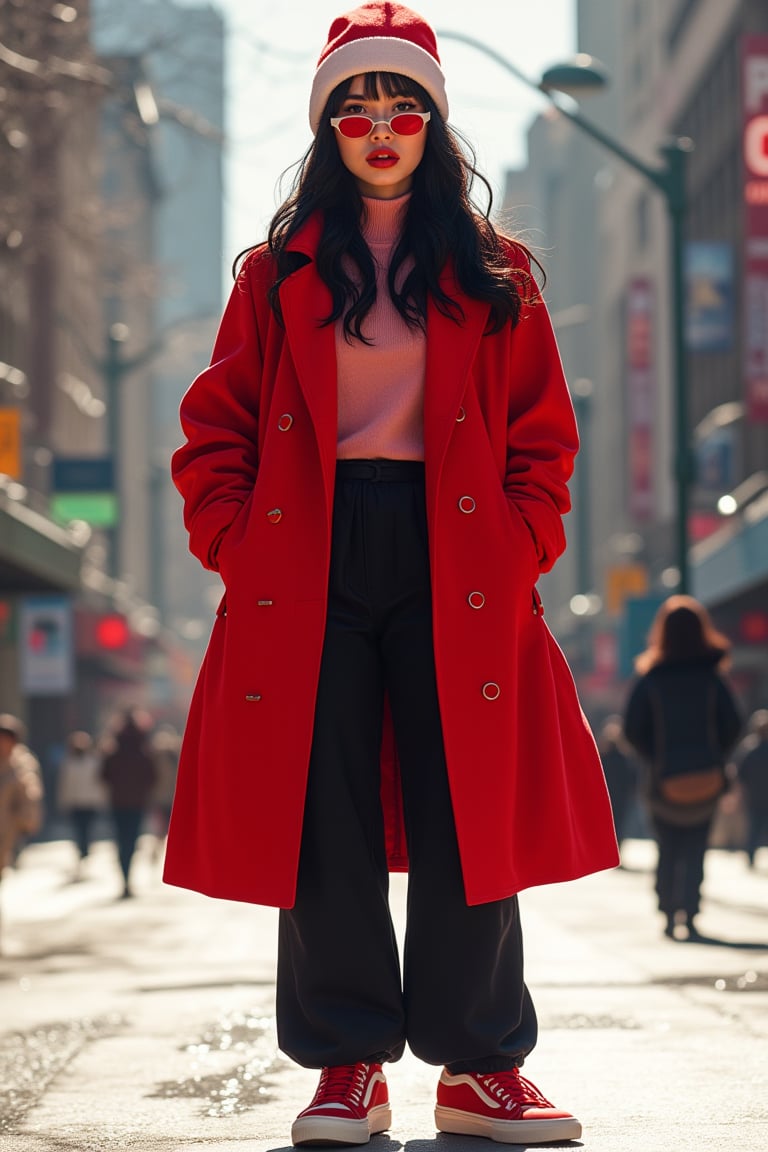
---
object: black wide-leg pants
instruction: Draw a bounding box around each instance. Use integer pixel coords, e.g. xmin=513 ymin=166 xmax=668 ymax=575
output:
xmin=277 ymin=460 xmax=537 ymax=1071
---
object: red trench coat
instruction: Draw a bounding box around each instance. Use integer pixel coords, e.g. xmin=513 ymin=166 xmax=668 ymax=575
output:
xmin=164 ymin=214 xmax=619 ymax=908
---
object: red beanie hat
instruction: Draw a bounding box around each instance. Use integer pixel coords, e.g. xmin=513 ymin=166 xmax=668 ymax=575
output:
xmin=309 ymin=2 xmax=448 ymax=135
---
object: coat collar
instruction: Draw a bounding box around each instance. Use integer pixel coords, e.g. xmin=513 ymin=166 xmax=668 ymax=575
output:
xmin=278 ymin=212 xmax=491 ymax=491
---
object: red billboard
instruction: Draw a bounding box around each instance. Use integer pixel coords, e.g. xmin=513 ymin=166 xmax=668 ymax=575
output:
xmin=625 ymin=278 xmax=655 ymax=520
xmin=743 ymin=36 xmax=768 ymax=422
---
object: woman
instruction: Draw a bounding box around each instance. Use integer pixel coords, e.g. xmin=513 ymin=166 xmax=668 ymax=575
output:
xmin=164 ymin=4 xmax=618 ymax=1146
xmin=101 ymin=710 xmax=157 ymax=899
xmin=623 ymin=595 xmax=742 ymax=940
xmin=148 ymin=724 xmax=180 ymax=861
xmin=57 ymin=730 xmax=106 ymax=876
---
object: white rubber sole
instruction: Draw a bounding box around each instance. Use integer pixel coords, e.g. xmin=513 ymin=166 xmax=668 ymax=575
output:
xmin=291 ymin=1103 xmax=392 ymax=1146
xmin=435 ymin=1105 xmax=582 ymax=1144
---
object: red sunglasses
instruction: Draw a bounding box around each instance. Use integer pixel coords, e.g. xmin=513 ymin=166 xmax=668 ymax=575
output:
xmin=330 ymin=111 xmax=431 ymax=138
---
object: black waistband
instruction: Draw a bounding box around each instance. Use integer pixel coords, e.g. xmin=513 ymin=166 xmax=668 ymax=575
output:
xmin=336 ymin=459 xmax=425 ymax=482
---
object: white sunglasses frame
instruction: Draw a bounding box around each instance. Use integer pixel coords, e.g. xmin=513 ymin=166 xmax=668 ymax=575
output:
xmin=329 ymin=111 xmax=431 ymax=137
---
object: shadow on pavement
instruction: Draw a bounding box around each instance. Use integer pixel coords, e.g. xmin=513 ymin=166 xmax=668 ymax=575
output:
xmin=667 ymin=932 xmax=768 ymax=951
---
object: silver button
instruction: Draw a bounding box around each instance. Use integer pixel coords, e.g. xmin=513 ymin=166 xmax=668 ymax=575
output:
xmin=257 ymin=600 xmax=273 ymax=606
xmin=458 ymin=495 xmax=476 ymax=514
xmin=266 ymin=508 xmax=282 ymax=523
xmin=277 ymin=413 xmax=293 ymax=431
xmin=245 ymin=694 xmax=262 ymax=702
xmin=456 ymin=406 xmax=466 ymax=423
xmin=468 ymin=591 xmax=485 ymax=609
xmin=481 ymin=681 xmax=500 ymax=701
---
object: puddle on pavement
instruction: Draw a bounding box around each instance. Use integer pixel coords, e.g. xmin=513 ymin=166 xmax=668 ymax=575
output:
xmin=654 ymin=969 xmax=768 ymax=992
xmin=151 ymin=1006 xmax=287 ymax=1117
xmin=0 ymin=1014 xmax=125 ymax=1134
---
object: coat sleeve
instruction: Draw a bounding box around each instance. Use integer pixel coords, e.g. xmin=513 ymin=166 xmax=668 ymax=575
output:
xmin=714 ymin=675 xmax=743 ymax=754
xmin=623 ymin=676 xmax=654 ymax=760
xmin=502 ymin=255 xmax=579 ymax=573
xmin=171 ymin=251 xmax=269 ymax=571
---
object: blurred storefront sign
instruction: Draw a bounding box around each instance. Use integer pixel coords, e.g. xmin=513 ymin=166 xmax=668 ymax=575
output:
xmin=605 ymin=563 xmax=649 ymax=618
xmin=50 ymin=456 xmax=117 ymax=527
xmin=688 ymin=511 xmax=724 ymax=543
xmin=19 ymin=595 xmax=74 ymax=695
xmin=695 ymin=426 xmax=735 ymax=492
xmin=618 ymin=594 xmax=665 ymax=680
xmin=625 ymin=278 xmax=656 ymax=520
xmin=0 ymin=407 xmax=21 ymax=479
xmin=685 ymin=241 xmax=734 ymax=352
xmin=740 ymin=609 xmax=768 ymax=644
xmin=742 ymin=35 xmax=768 ymax=422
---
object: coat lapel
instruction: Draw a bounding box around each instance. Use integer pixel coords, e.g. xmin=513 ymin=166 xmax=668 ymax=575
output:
xmin=279 ymin=217 xmax=338 ymax=500
xmin=424 ymin=265 xmax=490 ymax=485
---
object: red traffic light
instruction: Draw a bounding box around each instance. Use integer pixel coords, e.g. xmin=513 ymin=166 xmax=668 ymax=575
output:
xmin=96 ymin=614 xmax=129 ymax=649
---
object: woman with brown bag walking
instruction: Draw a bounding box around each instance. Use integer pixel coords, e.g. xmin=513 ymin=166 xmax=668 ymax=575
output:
xmin=623 ymin=596 xmax=742 ymax=940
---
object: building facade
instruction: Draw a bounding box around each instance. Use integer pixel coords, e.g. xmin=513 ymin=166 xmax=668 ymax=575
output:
xmin=0 ymin=0 xmax=101 ymax=747
xmin=0 ymin=0 xmax=224 ymax=772
xmin=502 ymin=0 xmax=768 ymax=718
xmin=92 ymin=0 xmax=225 ymax=647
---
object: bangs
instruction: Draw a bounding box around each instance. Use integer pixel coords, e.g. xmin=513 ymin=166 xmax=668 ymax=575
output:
xmin=334 ymin=70 xmax=426 ymax=109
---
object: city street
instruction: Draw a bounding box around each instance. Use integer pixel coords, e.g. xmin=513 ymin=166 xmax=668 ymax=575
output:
xmin=2 ymin=8 xmax=767 ymax=1152
xmin=1 ymin=835 xmax=766 ymax=1151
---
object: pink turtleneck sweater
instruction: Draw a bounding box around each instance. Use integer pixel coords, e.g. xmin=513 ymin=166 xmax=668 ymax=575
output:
xmin=336 ymin=193 xmax=426 ymax=461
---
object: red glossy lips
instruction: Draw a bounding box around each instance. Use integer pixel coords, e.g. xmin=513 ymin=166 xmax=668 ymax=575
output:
xmin=366 ymin=149 xmax=399 ymax=167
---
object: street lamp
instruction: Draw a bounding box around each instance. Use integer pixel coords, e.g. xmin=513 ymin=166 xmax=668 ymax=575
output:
xmin=571 ymin=378 xmax=594 ymax=598
xmin=438 ymin=31 xmax=694 ymax=593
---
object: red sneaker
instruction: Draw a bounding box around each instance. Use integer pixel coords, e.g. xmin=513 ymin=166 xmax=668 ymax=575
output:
xmin=435 ymin=1067 xmax=581 ymax=1144
xmin=291 ymin=1062 xmax=391 ymax=1146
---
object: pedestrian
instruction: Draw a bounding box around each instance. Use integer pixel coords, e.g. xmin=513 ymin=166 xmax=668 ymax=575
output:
xmin=148 ymin=724 xmax=180 ymax=862
xmin=623 ymin=595 xmax=742 ymax=940
xmin=598 ymin=715 xmax=639 ymax=855
xmin=736 ymin=709 xmax=768 ymax=868
xmin=100 ymin=709 xmax=157 ymax=899
xmin=57 ymin=729 xmax=107 ymax=877
xmin=0 ymin=713 xmax=44 ymax=873
xmin=164 ymin=4 xmax=618 ymax=1145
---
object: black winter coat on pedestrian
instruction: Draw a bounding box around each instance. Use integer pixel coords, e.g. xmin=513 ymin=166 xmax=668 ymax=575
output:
xmin=623 ymin=657 xmax=742 ymax=826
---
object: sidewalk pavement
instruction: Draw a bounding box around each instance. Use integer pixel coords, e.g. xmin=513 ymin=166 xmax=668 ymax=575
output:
xmin=0 ymin=835 xmax=767 ymax=1151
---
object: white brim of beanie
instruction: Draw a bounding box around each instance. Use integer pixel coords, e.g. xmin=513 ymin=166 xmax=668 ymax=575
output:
xmin=309 ymin=36 xmax=448 ymax=134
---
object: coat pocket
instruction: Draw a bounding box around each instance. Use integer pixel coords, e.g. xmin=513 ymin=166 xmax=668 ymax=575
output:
xmin=503 ymin=495 xmax=540 ymax=587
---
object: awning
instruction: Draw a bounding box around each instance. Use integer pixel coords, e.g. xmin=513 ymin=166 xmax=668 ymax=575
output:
xmin=692 ymin=491 xmax=768 ymax=607
xmin=0 ymin=495 xmax=84 ymax=593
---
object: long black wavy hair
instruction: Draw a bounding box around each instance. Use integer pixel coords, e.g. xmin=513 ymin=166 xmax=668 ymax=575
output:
xmin=236 ymin=71 xmax=540 ymax=340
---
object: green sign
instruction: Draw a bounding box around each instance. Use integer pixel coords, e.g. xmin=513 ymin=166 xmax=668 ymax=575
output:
xmin=50 ymin=492 xmax=118 ymax=527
